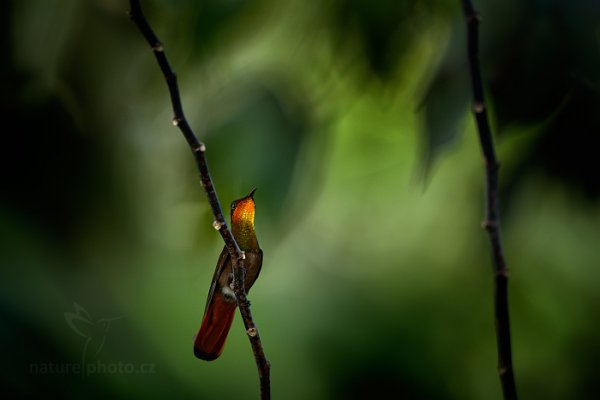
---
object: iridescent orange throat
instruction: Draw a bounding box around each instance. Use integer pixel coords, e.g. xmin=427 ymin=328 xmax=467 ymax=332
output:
xmin=231 ymin=198 xmax=258 ymax=251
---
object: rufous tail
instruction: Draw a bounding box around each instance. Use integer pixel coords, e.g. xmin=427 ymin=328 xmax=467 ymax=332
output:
xmin=194 ymin=295 xmax=236 ymax=361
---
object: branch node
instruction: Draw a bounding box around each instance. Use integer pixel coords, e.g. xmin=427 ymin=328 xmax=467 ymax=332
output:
xmin=467 ymin=12 xmax=481 ymax=23
xmin=193 ymin=143 xmax=206 ymax=153
xmin=481 ymin=219 xmax=497 ymax=231
xmin=212 ymin=220 xmax=224 ymax=231
xmin=171 ymin=117 xmax=181 ymax=126
xmin=496 ymin=268 xmax=510 ymax=279
xmin=472 ymin=101 xmax=485 ymax=114
xmin=152 ymin=42 xmax=164 ymax=52
xmin=247 ymin=327 xmax=258 ymax=337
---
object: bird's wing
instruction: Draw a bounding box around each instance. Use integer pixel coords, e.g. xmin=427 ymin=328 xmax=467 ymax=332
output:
xmin=242 ymin=249 xmax=263 ymax=292
xmin=204 ymin=245 xmax=230 ymax=313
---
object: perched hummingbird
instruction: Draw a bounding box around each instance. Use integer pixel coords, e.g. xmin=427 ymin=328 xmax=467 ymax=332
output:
xmin=194 ymin=188 xmax=263 ymax=361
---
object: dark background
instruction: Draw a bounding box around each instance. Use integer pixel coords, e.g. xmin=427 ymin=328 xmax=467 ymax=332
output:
xmin=2 ymin=0 xmax=599 ymax=398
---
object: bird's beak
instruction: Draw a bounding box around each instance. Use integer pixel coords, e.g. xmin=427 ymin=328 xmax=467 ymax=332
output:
xmin=248 ymin=188 xmax=257 ymax=199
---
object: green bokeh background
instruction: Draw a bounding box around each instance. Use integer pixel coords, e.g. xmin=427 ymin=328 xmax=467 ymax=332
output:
xmin=2 ymin=0 xmax=599 ymax=399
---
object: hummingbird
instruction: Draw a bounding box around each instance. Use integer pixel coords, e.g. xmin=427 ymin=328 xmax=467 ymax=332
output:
xmin=194 ymin=188 xmax=263 ymax=361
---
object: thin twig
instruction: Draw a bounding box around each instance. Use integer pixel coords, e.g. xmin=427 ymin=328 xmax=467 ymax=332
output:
xmin=128 ymin=1 xmax=270 ymax=398
xmin=459 ymin=1 xmax=518 ymax=399
xmin=232 ymin=268 xmax=271 ymax=399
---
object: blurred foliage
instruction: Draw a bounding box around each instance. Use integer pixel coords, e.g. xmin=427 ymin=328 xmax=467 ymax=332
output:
xmin=2 ymin=0 xmax=600 ymax=399
xmin=421 ymin=0 xmax=600 ymax=197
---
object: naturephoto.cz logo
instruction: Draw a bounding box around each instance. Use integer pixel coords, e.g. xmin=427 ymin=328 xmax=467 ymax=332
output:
xmin=29 ymin=303 xmax=156 ymax=377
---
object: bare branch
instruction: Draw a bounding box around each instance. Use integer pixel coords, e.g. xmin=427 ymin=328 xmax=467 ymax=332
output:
xmin=459 ymin=1 xmax=518 ymax=399
xmin=232 ymin=266 xmax=271 ymax=399
xmin=128 ymin=1 xmax=270 ymax=398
